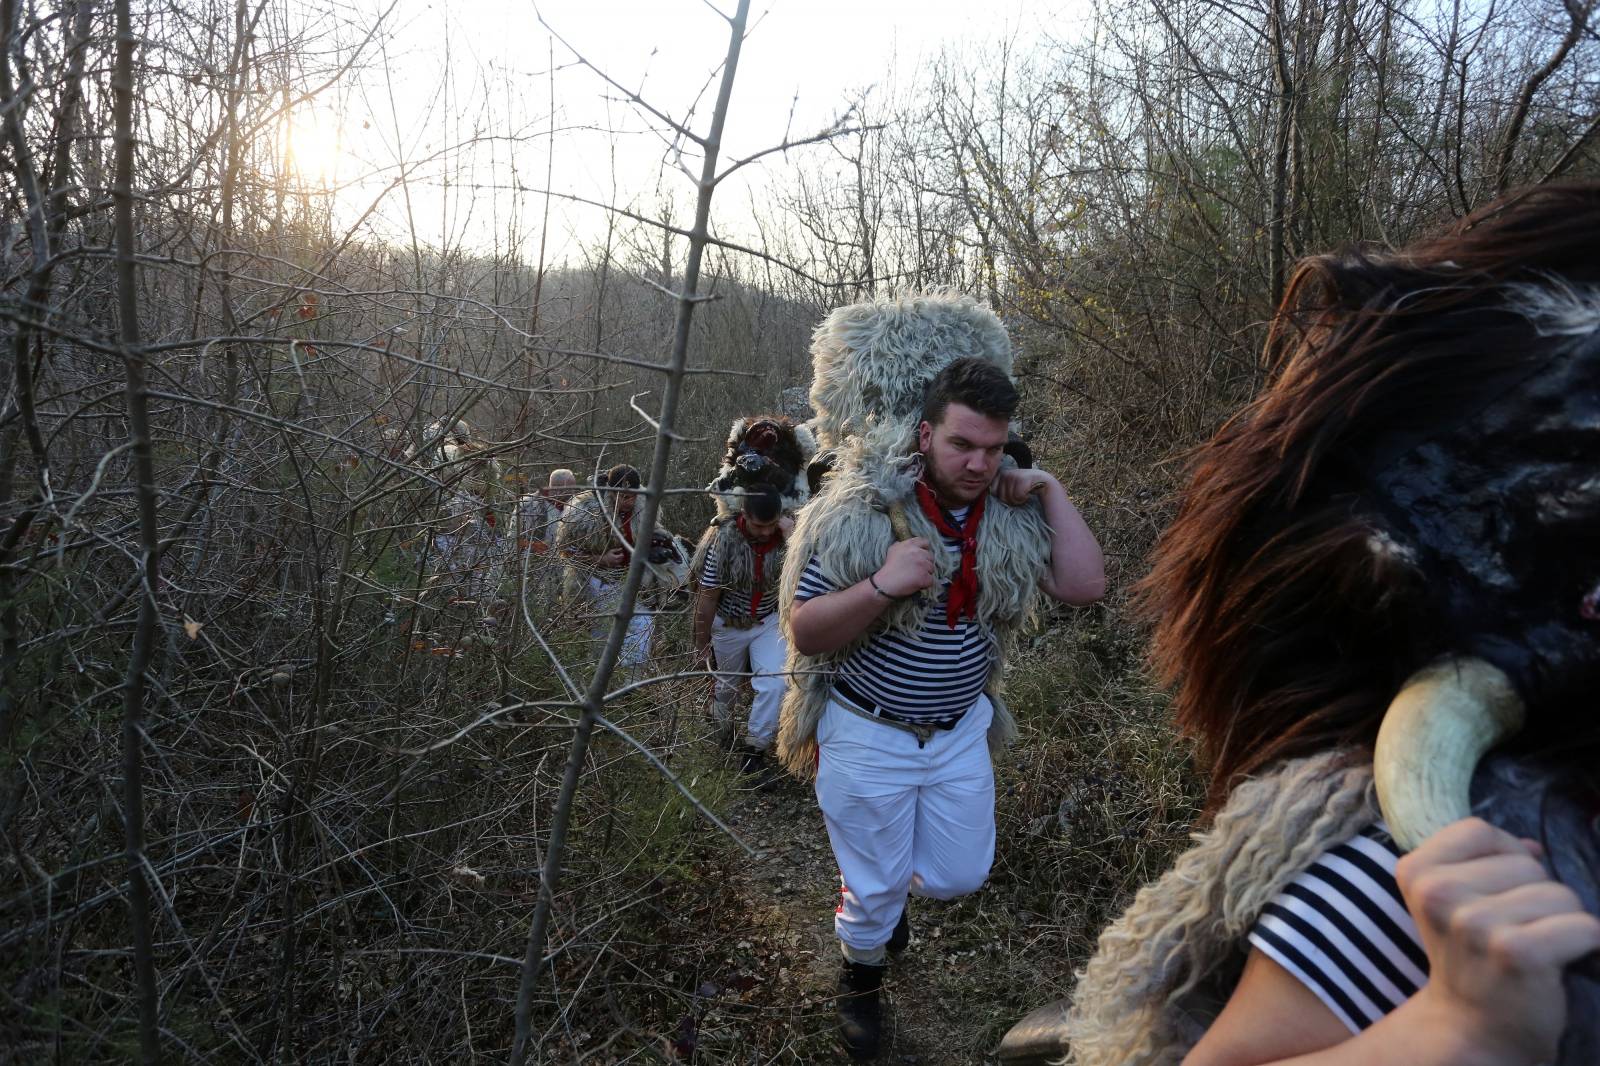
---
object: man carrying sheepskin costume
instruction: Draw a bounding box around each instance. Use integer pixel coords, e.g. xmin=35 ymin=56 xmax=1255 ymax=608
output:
xmin=556 ymin=463 xmax=686 ymax=667
xmin=777 ymin=293 xmax=1106 ymax=1058
xmin=692 ymin=487 xmax=793 ymax=775
xmin=692 ymin=416 xmax=814 ymax=776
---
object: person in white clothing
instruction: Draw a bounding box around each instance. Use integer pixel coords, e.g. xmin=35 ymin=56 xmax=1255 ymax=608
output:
xmin=555 ymin=464 xmax=659 ymax=667
xmin=692 ymin=488 xmax=794 ymax=776
xmin=786 ymin=355 xmax=1106 ymax=1058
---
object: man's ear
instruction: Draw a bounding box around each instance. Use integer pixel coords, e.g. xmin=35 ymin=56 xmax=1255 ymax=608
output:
xmin=917 ymin=420 xmax=932 ymax=452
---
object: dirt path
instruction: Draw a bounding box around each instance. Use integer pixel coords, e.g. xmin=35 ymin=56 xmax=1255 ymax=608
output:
xmin=714 ymin=772 xmax=1005 ymax=1065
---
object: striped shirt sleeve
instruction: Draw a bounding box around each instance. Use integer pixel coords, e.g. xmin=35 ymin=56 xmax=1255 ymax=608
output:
xmin=1248 ymin=822 xmax=1428 ymax=1033
xmin=699 ymin=543 xmax=720 ymax=588
xmin=794 ymin=555 xmax=835 ymax=602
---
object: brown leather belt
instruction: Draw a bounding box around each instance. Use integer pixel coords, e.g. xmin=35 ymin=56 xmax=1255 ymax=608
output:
xmin=833 ymin=677 xmax=963 ymax=747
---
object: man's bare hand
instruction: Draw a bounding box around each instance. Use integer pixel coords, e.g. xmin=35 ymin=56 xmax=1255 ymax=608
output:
xmin=875 ymin=537 xmax=937 ymax=598
xmin=994 ymin=467 xmax=1053 ymax=507
xmin=599 ymin=547 xmax=629 ymax=567
xmin=1398 ymin=817 xmax=1600 ymax=1066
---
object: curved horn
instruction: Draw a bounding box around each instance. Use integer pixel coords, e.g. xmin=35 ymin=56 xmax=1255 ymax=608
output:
xmin=1374 ymin=657 xmax=1525 ymax=852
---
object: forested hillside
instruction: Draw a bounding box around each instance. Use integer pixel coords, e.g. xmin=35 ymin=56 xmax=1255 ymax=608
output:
xmin=2 ymin=0 xmax=1595 ymax=1060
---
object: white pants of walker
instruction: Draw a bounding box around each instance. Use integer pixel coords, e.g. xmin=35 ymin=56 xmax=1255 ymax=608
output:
xmin=587 ymin=576 xmax=654 ymax=667
xmin=709 ymin=612 xmax=788 ymax=751
xmin=814 ymin=693 xmax=996 ymax=964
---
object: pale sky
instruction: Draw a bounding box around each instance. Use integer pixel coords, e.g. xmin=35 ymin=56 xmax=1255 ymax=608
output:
xmin=287 ymin=0 xmax=1090 ymax=261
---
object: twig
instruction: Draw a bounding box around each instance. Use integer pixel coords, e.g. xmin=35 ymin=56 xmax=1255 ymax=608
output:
xmin=509 ymin=3 xmax=754 ymax=1061
xmin=111 ymin=0 xmax=161 ymax=1057
xmin=592 ymin=714 xmax=757 ymax=857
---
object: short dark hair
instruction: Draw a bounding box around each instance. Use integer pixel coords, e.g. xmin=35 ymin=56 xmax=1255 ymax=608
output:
xmin=601 ymin=464 xmax=641 ymax=490
xmin=742 ymin=488 xmax=782 ymax=522
xmin=921 ymin=357 xmax=1018 ymax=427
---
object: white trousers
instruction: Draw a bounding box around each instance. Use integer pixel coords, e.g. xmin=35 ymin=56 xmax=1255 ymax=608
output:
xmin=814 ymin=693 xmax=996 ymax=962
xmin=709 ymin=612 xmax=788 ymax=750
xmin=587 ymin=576 xmax=654 ymax=667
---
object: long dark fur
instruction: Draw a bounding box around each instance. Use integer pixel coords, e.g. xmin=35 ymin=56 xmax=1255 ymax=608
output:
xmin=1136 ymin=183 xmax=1600 ymax=813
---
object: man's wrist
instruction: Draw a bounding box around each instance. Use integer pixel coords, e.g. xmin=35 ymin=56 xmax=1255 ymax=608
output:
xmin=868 ymin=571 xmax=909 ymax=602
xmin=1386 ymin=988 xmax=1542 ymax=1066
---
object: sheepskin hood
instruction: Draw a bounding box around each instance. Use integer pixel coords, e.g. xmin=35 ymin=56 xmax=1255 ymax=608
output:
xmin=808 ymin=291 xmax=1014 ymax=452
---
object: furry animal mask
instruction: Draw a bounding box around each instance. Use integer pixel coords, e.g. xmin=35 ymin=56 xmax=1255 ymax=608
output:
xmin=705 ymin=416 xmax=816 ymax=516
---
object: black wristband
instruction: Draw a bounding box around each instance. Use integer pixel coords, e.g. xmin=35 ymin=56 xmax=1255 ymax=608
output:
xmin=869 ymin=572 xmax=909 ymax=601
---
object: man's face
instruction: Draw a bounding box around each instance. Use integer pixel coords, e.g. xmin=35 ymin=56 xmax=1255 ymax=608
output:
xmin=743 ymin=513 xmax=781 ymax=540
xmin=614 ymin=490 xmax=637 ymax=516
xmin=918 ymin=402 xmax=1010 ymax=506
xmin=547 ymin=477 xmax=577 ymax=504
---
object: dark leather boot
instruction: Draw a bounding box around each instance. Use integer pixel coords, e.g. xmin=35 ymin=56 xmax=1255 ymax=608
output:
xmin=886 ymin=904 xmax=910 ymax=954
xmin=837 ymin=959 xmax=885 ymax=1059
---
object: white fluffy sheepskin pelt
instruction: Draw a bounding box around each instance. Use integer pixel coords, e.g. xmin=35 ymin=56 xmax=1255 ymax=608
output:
xmin=689 ymin=519 xmax=735 ymax=601
xmin=774 ymin=436 xmax=1051 ymax=777
xmin=808 ymin=291 xmax=1014 ymax=451
xmin=1059 ymin=750 xmax=1376 ymax=1066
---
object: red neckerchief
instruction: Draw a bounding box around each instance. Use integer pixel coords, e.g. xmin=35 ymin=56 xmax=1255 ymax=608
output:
xmin=736 ymin=514 xmax=783 ymax=622
xmin=913 ymin=479 xmax=984 ymax=629
xmin=609 ymin=509 xmax=633 ymax=568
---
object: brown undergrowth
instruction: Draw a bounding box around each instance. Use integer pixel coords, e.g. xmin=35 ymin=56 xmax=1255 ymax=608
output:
xmin=2 ymin=317 xmax=1206 ymax=1063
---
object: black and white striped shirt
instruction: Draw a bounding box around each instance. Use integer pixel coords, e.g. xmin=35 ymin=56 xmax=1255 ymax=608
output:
xmin=794 ymin=506 xmax=992 ymax=722
xmin=700 ymin=541 xmax=779 ymax=622
xmin=1249 ymin=822 xmax=1428 ymax=1033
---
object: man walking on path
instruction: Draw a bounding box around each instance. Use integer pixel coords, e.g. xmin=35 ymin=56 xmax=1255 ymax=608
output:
xmin=516 ymin=468 xmax=577 ymax=550
xmin=556 ymin=464 xmax=673 ymax=667
xmin=778 ymin=295 xmax=1105 ymax=1059
xmin=693 ymin=487 xmax=794 ymax=777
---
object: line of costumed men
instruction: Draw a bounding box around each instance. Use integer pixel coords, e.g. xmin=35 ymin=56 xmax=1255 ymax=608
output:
xmin=668 ymin=292 xmax=1105 ymax=1059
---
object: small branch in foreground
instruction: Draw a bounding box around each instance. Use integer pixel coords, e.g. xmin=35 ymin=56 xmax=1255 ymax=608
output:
xmin=509 ymin=3 xmax=753 ymax=1061
xmin=112 ymin=0 xmax=162 ymax=1058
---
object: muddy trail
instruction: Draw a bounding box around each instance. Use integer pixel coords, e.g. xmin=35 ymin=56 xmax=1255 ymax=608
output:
xmin=679 ymin=766 xmax=1019 ymax=1065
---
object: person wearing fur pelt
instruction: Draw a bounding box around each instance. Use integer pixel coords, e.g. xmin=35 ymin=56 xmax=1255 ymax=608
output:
xmin=1020 ymin=185 xmax=1600 ymax=1066
xmin=692 ymin=487 xmax=794 ymax=776
xmin=779 ymin=293 xmax=1106 ymax=1060
xmin=555 ymin=463 xmax=684 ymax=666
xmin=692 ymin=414 xmax=812 ymax=772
